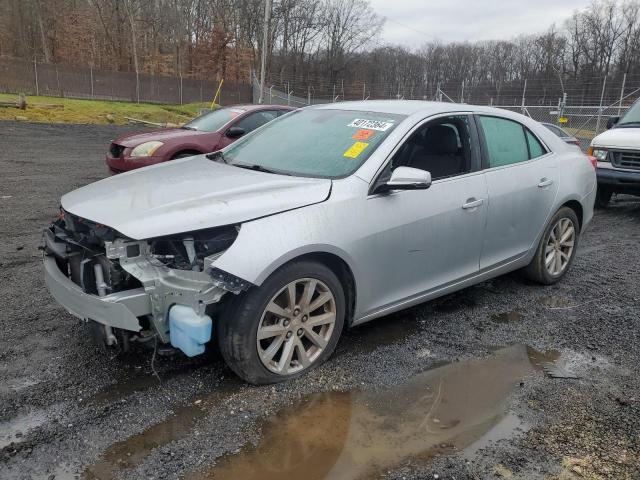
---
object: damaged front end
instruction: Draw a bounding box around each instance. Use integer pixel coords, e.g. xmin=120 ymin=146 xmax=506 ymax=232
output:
xmin=42 ymin=210 xmax=250 ymax=356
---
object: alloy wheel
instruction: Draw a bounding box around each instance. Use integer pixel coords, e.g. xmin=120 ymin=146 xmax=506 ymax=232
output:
xmin=544 ymin=217 xmax=576 ymax=276
xmin=257 ymin=278 xmax=337 ymax=375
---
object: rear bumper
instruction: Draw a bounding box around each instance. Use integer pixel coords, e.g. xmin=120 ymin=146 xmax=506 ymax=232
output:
xmin=597 ymin=167 xmax=640 ymax=193
xmin=43 ymin=255 xmax=149 ymax=331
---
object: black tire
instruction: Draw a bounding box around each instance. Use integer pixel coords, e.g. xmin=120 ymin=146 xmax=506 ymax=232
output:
xmin=217 ymin=260 xmax=346 ymax=385
xmin=522 ymin=207 xmax=580 ymax=285
xmin=595 ymin=186 xmax=613 ymax=209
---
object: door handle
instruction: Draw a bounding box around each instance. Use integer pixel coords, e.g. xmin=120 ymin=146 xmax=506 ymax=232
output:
xmin=462 ymin=198 xmax=484 ymax=210
xmin=538 ymin=178 xmax=553 ymax=188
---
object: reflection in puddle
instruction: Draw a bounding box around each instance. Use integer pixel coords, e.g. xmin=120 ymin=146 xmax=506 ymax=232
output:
xmin=0 ymin=409 xmax=48 ymax=449
xmin=491 ymin=310 xmax=523 ymax=323
xmin=186 ymin=345 xmax=553 ymax=480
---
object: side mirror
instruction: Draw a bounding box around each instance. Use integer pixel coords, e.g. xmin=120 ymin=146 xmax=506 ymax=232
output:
xmin=374 ymin=167 xmax=432 ymax=194
xmin=226 ymin=126 xmax=246 ymax=138
xmin=606 ymin=116 xmax=620 ymax=129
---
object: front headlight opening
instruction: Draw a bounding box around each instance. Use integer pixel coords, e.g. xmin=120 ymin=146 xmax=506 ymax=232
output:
xmin=592 ymin=149 xmax=609 ymax=162
xmin=131 ymin=141 xmax=164 ymax=158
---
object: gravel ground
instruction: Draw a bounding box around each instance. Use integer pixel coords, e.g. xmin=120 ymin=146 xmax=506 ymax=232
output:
xmin=0 ymin=120 xmax=638 ymax=480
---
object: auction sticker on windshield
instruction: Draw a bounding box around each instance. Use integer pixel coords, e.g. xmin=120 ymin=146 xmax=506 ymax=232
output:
xmin=343 ymin=141 xmax=369 ymax=158
xmin=352 ymin=129 xmax=375 ymax=141
xmin=348 ymin=119 xmax=394 ymax=131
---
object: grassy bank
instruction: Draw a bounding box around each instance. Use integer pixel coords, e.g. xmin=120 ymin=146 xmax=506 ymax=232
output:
xmin=0 ymin=93 xmax=213 ymax=125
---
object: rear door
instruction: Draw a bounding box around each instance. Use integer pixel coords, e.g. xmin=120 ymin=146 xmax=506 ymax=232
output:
xmin=477 ymin=115 xmax=559 ymax=269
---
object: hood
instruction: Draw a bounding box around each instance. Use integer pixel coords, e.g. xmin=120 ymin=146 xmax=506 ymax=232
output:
xmin=115 ymin=128 xmax=212 ymax=147
xmin=61 ymin=156 xmax=332 ymax=239
xmin=592 ymin=126 xmax=640 ymax=149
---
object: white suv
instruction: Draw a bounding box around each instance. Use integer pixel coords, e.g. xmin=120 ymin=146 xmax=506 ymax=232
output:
xmin=589 ymin=98 xmax=640 ymax=207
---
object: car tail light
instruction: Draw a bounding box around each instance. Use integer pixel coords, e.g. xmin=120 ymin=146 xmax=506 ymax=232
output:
xmin=587 ymin=155 xmax=597 ymax=169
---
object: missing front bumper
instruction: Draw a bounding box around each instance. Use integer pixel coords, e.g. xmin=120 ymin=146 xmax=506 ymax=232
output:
xmin=43 ymin=255 xmax=148 ymax=331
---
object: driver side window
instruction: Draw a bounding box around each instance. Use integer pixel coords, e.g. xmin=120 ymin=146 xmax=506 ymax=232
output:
xmin=234 ymin=110 xmax=279 ymax=134
xmin=391 ymin=115 xmax=473 ymax=180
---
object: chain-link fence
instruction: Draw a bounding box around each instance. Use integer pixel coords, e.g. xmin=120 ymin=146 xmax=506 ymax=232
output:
xmin=253 ymin=72 xmax=639 ymax=148
xmin=0 ymin=58 xmax=252 ymax=106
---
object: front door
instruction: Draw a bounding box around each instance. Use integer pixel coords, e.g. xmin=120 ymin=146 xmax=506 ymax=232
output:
xmin=355 ymin=114 xmax=489 ymax=315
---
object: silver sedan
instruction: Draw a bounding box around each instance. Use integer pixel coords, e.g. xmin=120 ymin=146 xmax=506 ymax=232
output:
xmin=43 ymin=101 xmax=597 ymax=384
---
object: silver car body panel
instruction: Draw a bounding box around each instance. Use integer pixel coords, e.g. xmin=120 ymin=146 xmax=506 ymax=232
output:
xmin=43 ymin=255 xmax=148 ymax=331
xmin=61 ymin=156 xmax=331 ymax=240
xmin=50 ymin=100 xmax=596 ymax=336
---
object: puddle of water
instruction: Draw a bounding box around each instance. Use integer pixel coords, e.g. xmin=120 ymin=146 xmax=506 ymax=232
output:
xmin=538 ymin=296 xmax=573 ymax=309
xmin=490 ymin=310 xmax=523 ymax=323
xmin=0 ymin=409 xmax=48 ymax=449
xmin=85 ymin=367 xmax=162 ymax=406
xmin=84 ymin=402 xmax=204 ymax=479
xmin=185 ymin=344 xmax=552 ymax=480
xmin=83 ymin=381 xmax=241 ymax=480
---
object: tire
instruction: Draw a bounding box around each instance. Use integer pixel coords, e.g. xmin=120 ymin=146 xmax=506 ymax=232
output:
xmin=217 ymin=260 xmax=346 ymax=384
xmin=595 ymin=186 xmax=613 ymax=209
xmin=522 ymin=207 xmax=580 ymax=285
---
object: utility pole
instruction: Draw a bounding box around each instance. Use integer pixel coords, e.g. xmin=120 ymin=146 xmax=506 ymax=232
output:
xmin=618 ymin=72 xmax=627 ymax=116
xmin=257 ymin=0 xmax=272 ymax=104
xmin=521 ymin=78 xmax=527 ymax=114
xmin=595 ymin=77 xmax=607 ymax=134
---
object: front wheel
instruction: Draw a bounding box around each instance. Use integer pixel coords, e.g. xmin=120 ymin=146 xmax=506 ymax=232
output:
xmin=217 ymin=261 xmax=345 ymax=384
xmin=522 ymin=207 xmax=580 ymax=285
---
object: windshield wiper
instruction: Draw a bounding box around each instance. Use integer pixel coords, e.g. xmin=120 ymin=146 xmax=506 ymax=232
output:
xmin=206 ymin=151 xmax=228 ymax=164
xmin=181 ymin=125 xmax=197 ymax=130
xmin=617 ymin=121 xmax=640 ymax=127
xmin=232 ymin=163 xmax=290 ymax=175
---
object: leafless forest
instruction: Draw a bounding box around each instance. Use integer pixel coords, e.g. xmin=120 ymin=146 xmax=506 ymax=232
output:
xmin=2 ymin=0 xmax=640 ymax=103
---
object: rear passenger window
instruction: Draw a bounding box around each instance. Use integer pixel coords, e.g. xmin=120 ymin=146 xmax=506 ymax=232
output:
xmin=525 ymin=130 xmax=546 ymax=158
xmin=479 ymin=116 xmax=529 ymax=167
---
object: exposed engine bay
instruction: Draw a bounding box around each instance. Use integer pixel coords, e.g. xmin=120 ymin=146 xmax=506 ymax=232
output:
xmin=42 ymin=209 xmax=251 ymax=353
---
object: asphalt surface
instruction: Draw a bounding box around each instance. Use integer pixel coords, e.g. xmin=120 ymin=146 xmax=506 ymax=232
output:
xmin=0 ymin=120 xmax=638 ymax=480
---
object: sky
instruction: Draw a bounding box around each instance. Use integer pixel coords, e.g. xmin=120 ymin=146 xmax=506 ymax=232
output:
xmin=369 ymin=0 xmax=593 ymax=46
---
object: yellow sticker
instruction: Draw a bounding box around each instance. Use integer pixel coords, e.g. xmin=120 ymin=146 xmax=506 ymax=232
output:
xmin=559 ymin=117 xmax=568 ymax=124
xmin=343 ymin=141 xmax=369 ymax=159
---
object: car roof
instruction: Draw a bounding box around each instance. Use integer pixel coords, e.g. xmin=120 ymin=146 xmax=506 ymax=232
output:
xmin=309 ymin=100 xmax=522 ymax=118
xmin=226 ymin=104 xmax=294 ymax=112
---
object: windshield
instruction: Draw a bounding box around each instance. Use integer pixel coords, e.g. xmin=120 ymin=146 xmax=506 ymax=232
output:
xmin=183 ymin=108 xmax=245 ymax=132
xmin=619 ymin=100 xmax=640 ymax=126
xmin=223 ymin=109 xmax=406 ymax=178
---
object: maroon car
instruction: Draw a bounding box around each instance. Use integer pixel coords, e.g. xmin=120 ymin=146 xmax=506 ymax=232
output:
xmin=106 ymin=104 xmax=294 ymax=174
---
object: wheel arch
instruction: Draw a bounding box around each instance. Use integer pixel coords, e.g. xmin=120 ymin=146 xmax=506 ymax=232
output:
xmin=560 ymin=199 xmax=583 ymax=229
xmin=256 ymin=248 xmax=358 ymax=326
xmin=170 ymin=148 xmax=205 ymax=159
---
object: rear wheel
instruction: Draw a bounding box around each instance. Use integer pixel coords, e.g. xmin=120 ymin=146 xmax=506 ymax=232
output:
xmin=217 ymin=261 xmax=345 ymax=384
xmin=522 ymin=207 xmax=580 ymax=285
xmin=595 ymin=186 xmax=613 ymax=209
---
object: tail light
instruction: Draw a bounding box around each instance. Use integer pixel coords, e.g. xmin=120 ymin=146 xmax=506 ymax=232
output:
xmin=587 ymin=155 xmax=597 ymax=169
